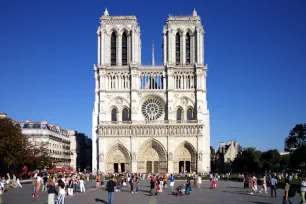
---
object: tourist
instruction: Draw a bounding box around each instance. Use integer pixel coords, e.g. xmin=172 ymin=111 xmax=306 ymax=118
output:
xmin=0 ymin=177 xmax=4 ymax=204
xmin=185 ymin=178 xmax=191 ymax=195
xmin=32 ymin=177 xmax=37 ymax=198
xmin=106 ymin=176 xmax=116 ymax=204
xmin=79 ymin=175 xmax=86 ymax=193
xmin=194 ymin=175 xmax=198 ymax=188
xmin=67 ymin=177 xmax=73 ymax=196
xmin=47 ymin=177 xmax=56 ymax=204
xmin=42 ymin=174 xmax=48 ymax=191
xmin=211 ymin=176 xmax=216 ymax=189
xmin=169 ymin=174 xmax=175 ymax=190
xmin=150 ymin=176 xmax=157 ymax=196
xmin=252 ymin=176 xmax=258 ymax=193
xmin=156 ymin=180 xmax=162 ymax=193
xmin=116 ymin=177 xmax=121 ymax=192
xmin=16 ymin=176 xmax=22 ymax=188
xmin=135 ymin=175 xmax=140 ymax=193
xmin=130 ymin=176 xmax=135 ymax=193
xmin=301 ymin=176 xmax=306 ymax=204
xmin=163 ymin=174 xmax=168 ymax=188
xmin=73 ymin=175 xmax=78 ymax=192
xmin=283 ymin=178 xmax=296 ymax=204
xmin=55 ymin=179 xmax=66 ymax=204
xmin=270 ymin=175 xmax=277 ymax=198
xmin=197 ymin=175 xmax=202 ymax=188
xmin=96 ymin=174 xmax=100 ymax=188
xmin=259 ymin=176 xmax=267 ymax=194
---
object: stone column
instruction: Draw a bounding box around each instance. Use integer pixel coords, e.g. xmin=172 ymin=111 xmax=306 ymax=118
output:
xmin=182 ymin=34 xmax=186 ymax=65
xmin=97 ymin=30 xmax=101 ymax=65
xmin=117 ymin=34 xmax=122 ymax=65
xmin=163 ymin=34 xmax=167 ymax=65
xmin=191 ymin=35 xmax=195 ymax=64
xmin=180 ymin=34 xmax=183 ymax=65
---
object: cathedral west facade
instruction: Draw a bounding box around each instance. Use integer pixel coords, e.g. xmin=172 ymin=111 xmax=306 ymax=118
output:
xmin=92 ymin=9 xmax=210 ymax=174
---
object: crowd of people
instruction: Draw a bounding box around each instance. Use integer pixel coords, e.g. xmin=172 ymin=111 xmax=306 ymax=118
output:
xmin=1 ymin=170 xmax=305 ymax=204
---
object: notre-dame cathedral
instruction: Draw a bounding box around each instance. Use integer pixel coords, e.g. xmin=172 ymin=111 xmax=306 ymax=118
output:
xmin=92 ymin=8 xmax=210 ymax=174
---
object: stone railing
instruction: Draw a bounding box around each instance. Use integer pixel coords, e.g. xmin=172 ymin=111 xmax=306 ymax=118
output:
xmin=98 ymin=120 xmax=204 ymax=137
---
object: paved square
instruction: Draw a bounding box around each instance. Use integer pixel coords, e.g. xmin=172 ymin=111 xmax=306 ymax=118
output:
xmin=2 ymin=180 xmax=301 ymax=204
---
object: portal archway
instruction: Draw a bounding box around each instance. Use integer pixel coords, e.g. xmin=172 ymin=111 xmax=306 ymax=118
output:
xmin=174 ymin=141 xmax=197 ymax=173
xmin=106 ymin=143 xmax=131 ymax=173
xmin=137 ymin=138 xmax=167 ymax=173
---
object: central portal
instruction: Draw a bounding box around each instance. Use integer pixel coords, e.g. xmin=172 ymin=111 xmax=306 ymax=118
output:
xmin=137 ymin=138 xmax=167 ymax=173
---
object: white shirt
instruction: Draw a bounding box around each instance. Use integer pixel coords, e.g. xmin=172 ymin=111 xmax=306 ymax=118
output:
xmin=36 ymin=176 xmax=42 ymax=182
xmin=59 ymin=186 xmax=66 ymax=195
xmin=79 ymin=180 xmax=84 ymax=185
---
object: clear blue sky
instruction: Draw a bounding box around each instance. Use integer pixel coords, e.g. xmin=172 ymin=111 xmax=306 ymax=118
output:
xmin=1 ymin=0 xmax=305 ymax=152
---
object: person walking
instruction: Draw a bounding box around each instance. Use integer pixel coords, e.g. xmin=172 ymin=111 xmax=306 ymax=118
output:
xmin=55 ymin=179 xmax=66 ymax=204
xmin=301 ymin=176 xmax=306 ymax=204
xmin=270 ymin=175 xmax=277 ymax=198
xmin=42 ymin=174 xmax=48 ymax=191
xmin=283 ymin=178 xmax=296 ymax=204
xmin=67 ymin=178 xmax=73 ymax=196
xmin=73 ymin=176 xmax=78 ymax=192
xmin=259 ymin=176 xmax=267 ymax=194
xmin=16 ymin=176 xmax=22 ymax=188
xmin=47 ymin=177 xmax=56 ymax=204
xmin=106 ymin=176 xmax=116 ymax=204
xmin=79 ymin=175 xmax=86 ymax=193
xmin=169 ymin=174 xmax=175 ymax=190
xmin=0 ymin=177 xmax=4 ymax=204
xmin=96 ymin=174 xmax=100 ymax=188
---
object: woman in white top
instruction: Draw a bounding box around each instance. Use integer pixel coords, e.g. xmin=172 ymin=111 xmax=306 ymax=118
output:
xmin=55 ymin=179 xmax=65 ymax=204
xmin=301 ymin=176 xmax=306 ymax=204
xmin=79 ymin=176 xmax=86 ymax=193
xmin=197 ymin=175 xmax=202 ymax=188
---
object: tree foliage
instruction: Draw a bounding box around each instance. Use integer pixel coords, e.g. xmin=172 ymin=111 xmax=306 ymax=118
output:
xmin=0 ymin=117 xmax=51 ymax=170
xmin=290 ymin=147 xmax=306 ymax=169
xmin=285 ymin=123 xmax=306 ymax=151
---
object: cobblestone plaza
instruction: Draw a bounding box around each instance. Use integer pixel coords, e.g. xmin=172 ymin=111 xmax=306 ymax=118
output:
xmin=2 ymin=180 xmax=300 ymax=204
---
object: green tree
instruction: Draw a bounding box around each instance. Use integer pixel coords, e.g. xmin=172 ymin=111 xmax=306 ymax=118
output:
xmin=290 ymin=147 xmax=306 ymax=169
xmin=232 ymin=147 xmax=261 ymax=173
xmin=285 ymin=124 xmax=306 ymax=151
xmin=260 ymin=149 xmax=281 ymax=172
xmin=280 ymin=154 xmax=290 ymax=169
xmin=0 ymin=117 xmax=27 ymax=167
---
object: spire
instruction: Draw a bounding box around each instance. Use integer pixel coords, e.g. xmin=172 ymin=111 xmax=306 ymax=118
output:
xmin=192 ymin=8 xmax=197 ymax=16
xmin=152 ymin=40 xmax=155 ymax=66
xmin=104 ymin=8 xmax=109 ymax=16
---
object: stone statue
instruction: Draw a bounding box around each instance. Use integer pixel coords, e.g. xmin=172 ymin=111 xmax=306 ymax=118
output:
xmin=99 ymin=153 xmax=104 ymax=162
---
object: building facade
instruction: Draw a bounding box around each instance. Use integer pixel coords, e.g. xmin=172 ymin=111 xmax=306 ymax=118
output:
xmin=92 ymin=9 xmax=210 ymax=174
xmin=216 ymin=140 xmax=240 ymax=173
xmin=20 ymin=120 xmax=71 ymax=168
xmin=69 ymin=131 xmax=92 ymax=171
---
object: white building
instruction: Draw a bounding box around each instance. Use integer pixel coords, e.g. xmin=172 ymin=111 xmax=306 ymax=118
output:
xmin=92 ymin=9 xmax=210 ymax=174
xmin=20 ymin=120 xmax=71 ymax=168
xmin=216 ymin=140 xmax=240 ymax=173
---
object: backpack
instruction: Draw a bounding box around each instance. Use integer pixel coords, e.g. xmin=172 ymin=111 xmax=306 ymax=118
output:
xmin=288 ymin=185 xmax=296 ymax=197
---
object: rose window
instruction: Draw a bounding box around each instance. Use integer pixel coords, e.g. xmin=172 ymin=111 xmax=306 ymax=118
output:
xmin=142 ymin=98 xmax=163 ymax=121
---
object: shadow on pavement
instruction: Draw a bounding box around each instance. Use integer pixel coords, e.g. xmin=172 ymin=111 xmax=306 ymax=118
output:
xmin=95 ymin=198 xmax=108 ymax=203
xmin=248 ymin=202 xmax=272 ymax=204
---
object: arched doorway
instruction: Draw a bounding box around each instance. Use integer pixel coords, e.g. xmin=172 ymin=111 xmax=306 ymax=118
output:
xmin=137 ymin=138 xmax=167 ymax=173
xmin=106 ymin=143 xmax=131 ymax=173
xmin=174 ymin=141 xmax=197 ymax=173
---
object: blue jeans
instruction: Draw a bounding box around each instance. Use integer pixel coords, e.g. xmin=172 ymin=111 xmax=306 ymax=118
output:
xmin=108 ymin=192 xmax=114 ymax=204
xmin=136 ymin=184 xmax=139 ymax=192
xmin=282 ymin=197 xmax=293 ymax=204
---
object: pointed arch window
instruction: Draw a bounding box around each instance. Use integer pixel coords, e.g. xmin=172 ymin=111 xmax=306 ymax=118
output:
xmin=122 ymin=32 xmax=127 ymax=65
xmin=187 ymin=107 xmax=193 ymax=121
xmin=176 ymin=33 xmax=180 ymax=65
xmin=111 ymin=32 xmax=116 ymax=66
xmin=122 ymin=107 xmax=130 ymax=122
xmin=111 ymin=107 xmax=118 ymax=122
xmin=186 ymin=33 xmax=191 ymax=64
xmin=177 ymin=107 xmax=183 ymax=121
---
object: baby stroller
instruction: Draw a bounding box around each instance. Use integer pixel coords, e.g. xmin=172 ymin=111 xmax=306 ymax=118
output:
xmin=176 ymin=184 xmax=186 ymax=196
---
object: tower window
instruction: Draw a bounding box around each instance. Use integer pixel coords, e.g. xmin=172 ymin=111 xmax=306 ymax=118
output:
xmin=111 ymin=107 xmax=118 ymax=122
xmin=122 ymin=107 xmax=130 ymax=121
xmin=111 ymin=32 xmax=116 ymax=66
xmin=176 ymin=33 xmax=180 ymax=65
xmin=177 ymin=107 xmax=183 ymax=121
xmin=187 ymin=107 xmax=193 ymax=121
xmin=122 ymin=32 xmax=127 ymax=65
xmin=186 ymin=33 xmax=191 ymax=64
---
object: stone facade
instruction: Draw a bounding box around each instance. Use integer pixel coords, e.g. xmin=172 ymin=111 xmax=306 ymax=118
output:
xmin=92 ymin=9 xmax=210 ymax=174
xmin=216 ymin=140 xmax=240 ymax=173
xmin=20 ymin=120 xmax=71 ymax=168
xmin=69 ymin=131 xmax=92 ymax=171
